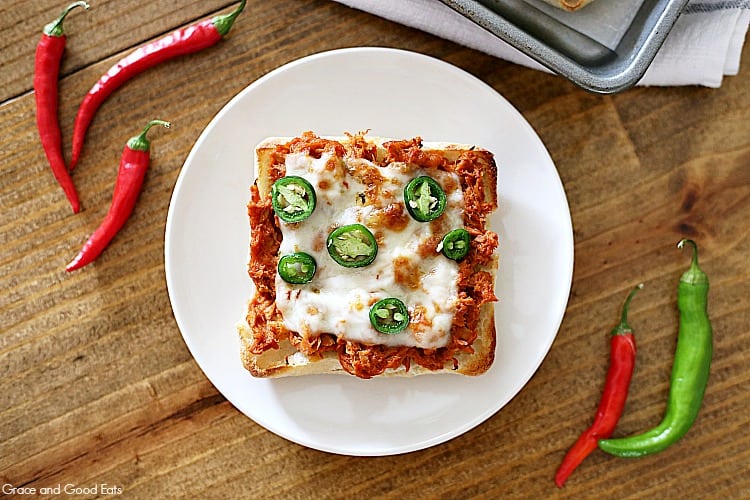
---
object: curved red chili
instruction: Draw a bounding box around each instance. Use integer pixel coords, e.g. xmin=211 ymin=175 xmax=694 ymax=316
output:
xmin=34 ymin=1 xmax=89 ymax=213
xmin=69 ymin=0 xmax=246 ymax=170
xmin=554 ymin=284 xmax=642 ymax=487
xmin=66 ymin=120 xmax=170 ymax=272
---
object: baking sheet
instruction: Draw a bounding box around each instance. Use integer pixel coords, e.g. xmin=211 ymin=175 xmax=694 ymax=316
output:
xmin=525 ymin=0 xmax=646 ymax=49
xmin=440 ymin=0 xmax=689 ymax=93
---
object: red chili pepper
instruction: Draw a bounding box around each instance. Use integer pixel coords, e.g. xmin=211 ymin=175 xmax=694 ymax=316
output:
xmin=554 ymin=284 xmax=642 ymax=488
xmin=66 ymin=120 xmax=170 ymax=272
xmin=34 ymin=2 xmax=89 ymax=213
xmin=69 ymin=0 xmax=245 ymax=170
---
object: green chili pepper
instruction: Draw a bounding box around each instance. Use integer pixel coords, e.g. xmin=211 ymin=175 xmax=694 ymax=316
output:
xmin=278 ymin=252 xmax=317 ymax=284
xmin=327 ymin=224 xmax=378 ymax=268
xmin=440 ymin=228 xmax=471 ymax=261
xmin=369 ymin=298 xmax=409 ymax=334
xmin=271 ymin=176 xmax=316 ymax=223
xmin=598 ymin=239 xmax=712 ymax=458
xmin=404 ymin=176 xmax=447 ymax=222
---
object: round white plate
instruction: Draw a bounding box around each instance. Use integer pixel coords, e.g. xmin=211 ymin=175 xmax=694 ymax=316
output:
xmin=165 ymin=48 xmax=573 ymax=456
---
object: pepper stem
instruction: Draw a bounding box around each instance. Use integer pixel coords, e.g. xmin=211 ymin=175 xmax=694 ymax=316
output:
xmin=127 ymin=120 xmax=171 ymax=152
xmin=44 ymin=1 xmax=89 ymax=37
xmin=611 ymin=283 xmax=643 ymax=336
xmin=212 ymin=0 xmax=247 ymax=37
xmin=677 ymin=239 xmax=708 ymax=285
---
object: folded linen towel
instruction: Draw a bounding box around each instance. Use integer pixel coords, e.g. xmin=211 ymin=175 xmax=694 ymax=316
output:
xmin=333 ymin=0 xmax=750 ymax=87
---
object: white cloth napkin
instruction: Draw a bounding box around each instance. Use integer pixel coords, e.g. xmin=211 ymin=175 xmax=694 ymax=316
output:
xmin=333 ymin=0 xmax=750 ymax=87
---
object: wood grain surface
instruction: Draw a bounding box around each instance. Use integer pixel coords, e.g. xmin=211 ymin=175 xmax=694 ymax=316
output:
xmin=2 ymin=1 xmax=749 ymax=498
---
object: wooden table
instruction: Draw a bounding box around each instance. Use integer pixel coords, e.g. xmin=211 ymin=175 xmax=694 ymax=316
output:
xmin=2 ymin=1 xmax=749 ymax=497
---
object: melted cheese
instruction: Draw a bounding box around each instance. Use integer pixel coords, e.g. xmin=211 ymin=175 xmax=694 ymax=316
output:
xmin=275 ymin=151 xmax=464 ymax=349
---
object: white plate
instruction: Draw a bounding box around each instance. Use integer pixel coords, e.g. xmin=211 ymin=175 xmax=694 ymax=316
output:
xmin=165 ymin=48 xmax=573 ymax=456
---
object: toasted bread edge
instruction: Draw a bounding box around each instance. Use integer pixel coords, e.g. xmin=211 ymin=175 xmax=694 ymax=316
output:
xmin=239 ymin=135 xmax=499 ymax=378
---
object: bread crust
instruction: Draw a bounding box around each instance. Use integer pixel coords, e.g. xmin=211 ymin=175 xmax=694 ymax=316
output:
xmin=239 ymin=133 xmax=498 ymax=378
xmin=538 ymin=0 xmax=596 ymax=11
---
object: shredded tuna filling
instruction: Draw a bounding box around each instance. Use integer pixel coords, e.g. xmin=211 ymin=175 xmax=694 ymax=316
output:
xmin=245 ymin=131 xmax=498 ymax=378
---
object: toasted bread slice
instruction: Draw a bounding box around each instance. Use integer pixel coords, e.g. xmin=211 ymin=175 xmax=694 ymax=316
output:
xmin=238 ymin=133 xmax=499 ymax=378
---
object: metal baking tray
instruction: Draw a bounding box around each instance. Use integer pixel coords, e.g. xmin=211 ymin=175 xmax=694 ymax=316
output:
xmin=439 ymin=0 xmax=690 ymax=93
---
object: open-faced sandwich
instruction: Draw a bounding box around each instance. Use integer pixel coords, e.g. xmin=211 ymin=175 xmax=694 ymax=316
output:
xmin=237 ymin=131 xmax=499 ymax=379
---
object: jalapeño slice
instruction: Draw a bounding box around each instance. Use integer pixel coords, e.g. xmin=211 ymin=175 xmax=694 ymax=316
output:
xmin=404 ymin=176 xmax=446 ymax=222
xmin=440 ymin=228 xmax=471 ymax=261
xmin=327 ymin=224 xmax=378 ymax=268
xmin=278 ymin=252 xmax=317 ymax=284
xmin=369 ymin=298 xmax=409 ymax=334
xmin=272 ymin=176 xmax=316 ymax=223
